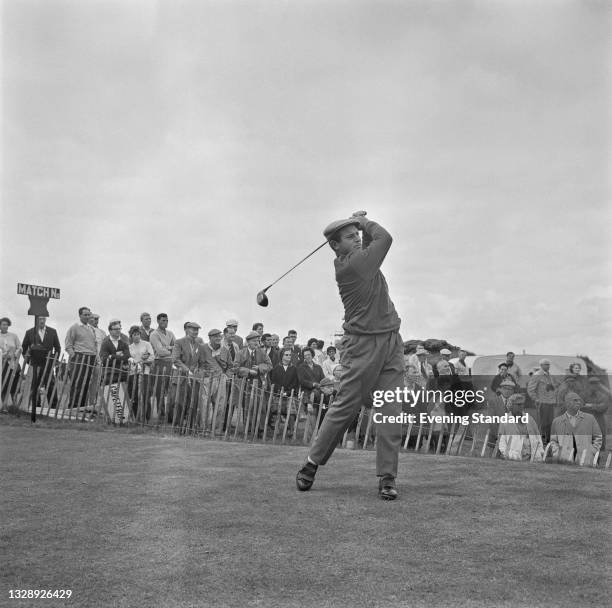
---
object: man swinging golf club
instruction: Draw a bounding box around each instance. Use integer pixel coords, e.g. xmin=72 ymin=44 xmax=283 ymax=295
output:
xmin=296 ymin=211 xmax=405 ymax=500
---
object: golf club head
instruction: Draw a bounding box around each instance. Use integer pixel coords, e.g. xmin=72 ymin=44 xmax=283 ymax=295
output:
xmin=256 ymin=290 xmax=269 ymax=307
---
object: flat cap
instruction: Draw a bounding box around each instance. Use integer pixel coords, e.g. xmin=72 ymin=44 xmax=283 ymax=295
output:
xmin=185 ymin=321 xmax=201 ymax=329
xmin=208 ymin=328 xmax=222 ymax=337
xmin=225 ymin=319 xmax=239 ymax=327
xmin=539 ymin=358 xmax=551 ymax=365
xmin=320 ymin=377 xmax=335 ymax=387
xmin=440 ymin=348 xmax=452 ymax=355
xmin=323 ymin=218 xmax=361 ymax=241
xmin=500 ymin=379 xmax=515 ymax=387
xmin=245 ymin=331 xmax=260 ymax=341
xmin=415 ymin=346 xmax=429 ymax=355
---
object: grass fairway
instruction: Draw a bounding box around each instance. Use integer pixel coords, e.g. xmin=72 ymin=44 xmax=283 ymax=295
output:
xmin=2 ymin=422 xmax=610 ymax=608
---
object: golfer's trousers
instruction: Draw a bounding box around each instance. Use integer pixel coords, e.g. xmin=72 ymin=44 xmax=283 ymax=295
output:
xmin=309 ymin=330 xmax=404 ymax=477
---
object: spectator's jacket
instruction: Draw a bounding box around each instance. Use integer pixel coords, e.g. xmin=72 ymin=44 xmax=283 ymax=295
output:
xmin=406 ymin=354 xmax=433 ymax=387
xmin=202 ymin=343 xmax=232 ymax=378
xmin=100 ymin=336 xmax=130 ymax=384
xmin=234 ymin=347 xmax=272 ymax=382
xmin=269 ymin=364 xmax=299 ymax=396
xmin=172 ymin=338 xmax=212 ymax=377
xmin=549 ymin=411 xmax=602 ymax=465
xmin=22 ymin=326 xmax=61 ymax=364
xmin=527 ymin=370 xmax=559 ymax=404
xmin=262 ymin=347 xmax=280 ymax=369
xmin=322 ymin=356 xmax=340 ymax=379
xmin=498 ymin=414 xmax=544 ymax=461
xmin=297 ymin=362 xmax=325 ymax=390
xmin=490 ymin=372 xmax=518 ymax=394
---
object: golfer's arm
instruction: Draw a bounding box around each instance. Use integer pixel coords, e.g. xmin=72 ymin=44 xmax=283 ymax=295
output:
xmin=353 ymin=219 xmax=393 ymax=275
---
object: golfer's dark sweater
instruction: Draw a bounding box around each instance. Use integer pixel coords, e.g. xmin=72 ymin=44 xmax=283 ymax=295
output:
xmin=335 ymin=219 xmax=401 ymax=335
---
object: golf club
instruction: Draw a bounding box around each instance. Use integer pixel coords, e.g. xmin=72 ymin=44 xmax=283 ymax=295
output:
xmin=256 ymin=240 xmax=329 ymax=307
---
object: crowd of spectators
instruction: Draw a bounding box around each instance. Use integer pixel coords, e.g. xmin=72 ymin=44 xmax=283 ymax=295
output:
xmin=2 ymin=310 xmax=610 ymax=465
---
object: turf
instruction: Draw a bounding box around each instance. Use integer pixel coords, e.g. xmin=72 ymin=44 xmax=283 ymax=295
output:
xmin=2 ymin=422 xmax=610 ymax=608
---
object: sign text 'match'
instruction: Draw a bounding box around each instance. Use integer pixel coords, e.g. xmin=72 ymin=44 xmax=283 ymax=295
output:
xmin=17 ymin=283 xmax=61 ymax=299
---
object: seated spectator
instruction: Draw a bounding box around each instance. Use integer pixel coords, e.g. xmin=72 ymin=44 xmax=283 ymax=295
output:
xmin=490 ymin=362 xmax=518 ymax=394
xmin=308 ymin=376 xmax=336 ymax=429
xmin=498 ymin=394 xmax=544 ymax=461
xmin=582 ymin=377 xmax=611 ymax=451
xmin=331 ymin=364 xmax=343 ymax=392
xmin=321 ymin=346 xmax=339 ymax=379
xmin=486 ymin=378 xmax=516 ymax=441
xmin=297 ymin=347 xmax=325 ymax=405
xmin=550 ymin=392 xmax=602 ymax=465
xmin=268 ymin=347 xmax=299 ymax=433
xmin=127 ymin=325 xmax=155 ymax=420
xmin=1 ymin=317 xmax=22 ymax=406
xmin=557 ymin=363 xmax=589 ymax=411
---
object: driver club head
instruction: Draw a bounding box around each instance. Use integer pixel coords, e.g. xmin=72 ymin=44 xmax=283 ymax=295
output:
xmin=256 ymin=290 xmax=269 ymax=307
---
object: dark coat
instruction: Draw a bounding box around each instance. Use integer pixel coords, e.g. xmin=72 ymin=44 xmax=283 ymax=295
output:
xmin=100 ymin=336 xmax=130 ymax=384
xmin=22 ymin=326 xmax=61 ymax=366
xmin=269 ymin=364 xmax=299 ymax=396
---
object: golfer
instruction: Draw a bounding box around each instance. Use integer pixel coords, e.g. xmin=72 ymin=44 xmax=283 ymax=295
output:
xmin=296 ymin=211 xmax=405 ymax=499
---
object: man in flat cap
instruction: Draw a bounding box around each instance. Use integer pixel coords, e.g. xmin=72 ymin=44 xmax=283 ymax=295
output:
xmin=225 ymin=319 xmax=244 ymax=350
xmin=296 ymin=211 xmax=405 ymax=500
xmin=527 ymin=358 xmax=560 ymax=444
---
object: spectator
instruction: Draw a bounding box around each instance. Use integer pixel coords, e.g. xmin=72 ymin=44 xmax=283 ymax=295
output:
xmin=22 ymin=316 xmax=61 ymax=410
xmin=307 ymin=338 xmax=325 ymax=366
xmin=270 ymin=334 xmax=280 ymax=349
xmin=439 ymin=348 xmax=456 ymax=375
xmin=310 ymin=376 xmax=336 ymax=429
xmin=406 ymin=345 xmax=433 ymax=389
xmin=100 ymin=320 xmax=131 ymax=422
xmin=100 ymin=321 xmax=130 ymax=384
xmin=65 ymin=307 xmax=98 ymax=410
xmin=136 ymin=312 xmax=154 ymax=342
xmin=297 ymin=347 xmax=325 ymax=406
xmin=0 ymin=317 xmax=22 ymax=406
xmin=172 ymin=321 xmax=212 ymax=426
xmin=527 ymin=358 xmax=560 ymax=444
xmin=282 ymin=336 xmax=301 ymax=366
xmin=235 ymin=331 xmax=273 ymax=385
xmin=225 ymin=319 xmax=244 ymax=349
xmin=550 ymin=392 xmax=602 ymax=465
xmin=490 ymin=362 xmax=518 ymax=394
xmin=202 ymin=328 xmax=232 ymax=430
xmin=498 ymin=394 xmax=544 ymax=461
xmin=269 ymin=347 xmax=300 ymax=432
xmin=287 ymin=329 xmax=300 ymax=349
xmin=557 ymin=363 xmax=589 ymax=411
xmin=582 ymin=377 xmax=611 ymax=450
xmin=252 ymin=322 xmax=264 ymax=343
xmin=261 ymin=333 xmax=279 ymax=368
xmin=149 ymin=313 xmax=176 ymax=423
xmin=331 ymin=364 xmax=343 ymax=392
xmin=321 ymin=346 xmax=339 ymax=379
xmin=88 ymin=313 xmax=106 ymax=354
xmin=127 ymin=325 xmax=155 ymax=420
xmin=455 ymin=350 xmax=469 ymax=376
xmin=505 ymin=351 xmax=522 ymax=381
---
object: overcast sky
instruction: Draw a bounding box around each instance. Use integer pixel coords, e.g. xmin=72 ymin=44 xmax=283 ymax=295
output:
xmin=1 ymin=0 xmax=610 ymax=368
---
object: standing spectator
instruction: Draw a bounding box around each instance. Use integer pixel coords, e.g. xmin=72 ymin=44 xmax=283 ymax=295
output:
xmin=498 ymin=394 xmax=544 ymax=461
xmin=406 ymin=345 xmax=433 ymax=389
xmin=438 ymin=349 xmax=456 ymax=375
xmin=203 ymin=328 xmax=232 ymax=430
xmin=149 ymin=313 xmax=176 ymax=422
xmin=455 ymin=350 xmax=469 ymax=376
xmin=22 ymin=316 xmax=61 ymax=410
xmin=491 ymin=362 xmax=518 ymax=394
xmin=550 ymin=392 xmax=602 ymax=465
xmin=0 ymin=317 xmax=22 ymax=406
xmin=88 ymin=313 xmax=106 ymax=354
xmin=252 ymin=323 xmax=264 ymax=343
xmin=100 ymin=321 xmax=130 ymax=384
xmin=283 ymin=334 xmax=302 ymax=366
xmin=225 ymin=319 xmax=244 ymax=349
xmin=505 ymin=351 xmax=522 ymax=381
xmin=527 ymin=358 xmax=560 ymax=444
xmin=269 ymin=347 xmax=300 ymax=432
xmin=582 ymin=377 xmax=611 ymax=450
xmin=270 ymin=334 xmax=280 ymax=350
xmin=287 ymin=329 xmax=300 ymax=349
xmin=127 ymin=325 xmax=155 ymax=420
xmin=486 ymin=379 xmax=516 ymax=440
xmin=321 ymin=346 xmax=339 ymax=379
xmin=261 ymin=333 xmax=279 ymax=368
xmin=65 ymin=307 xmax=98 ymax=410
xmin=557 ymin=363 xmax=589 ymax=411
xmin=297 ymin=347 xmax=325 ymax=406
xmin=136 ymin=312 xmax=154 ymax=342
xmin=172 ymin=322 xmax=210 ymax=426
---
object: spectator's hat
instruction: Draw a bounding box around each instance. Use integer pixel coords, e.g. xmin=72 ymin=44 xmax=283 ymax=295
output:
xmin=225 ymin=319 xmax=239 ymax=327
xmin=539 ymin=358 xmax=551 ymax=365
xmin=320 ymin=377 xmax=335 ymax=387
xmin=245 ymin=331 xmax=260 ymax=341
xmin=208 ymin=328 xmax=222 ymax=337
xmin=323 ymin=218 xmax=361 ymax=241
xmin=415 ymin=345 xmax=429 ymax=356
xmin=185 ymin=321 xmax=201 ymax=329
xmin=500 ymin=379 xmax=515 ymax=388
xmin=440 ymin=348 xmax=452 ymax=355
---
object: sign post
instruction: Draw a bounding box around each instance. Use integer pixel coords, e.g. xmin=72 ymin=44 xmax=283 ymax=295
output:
xmin=17 ymin=283 xmax=61 ymax=422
